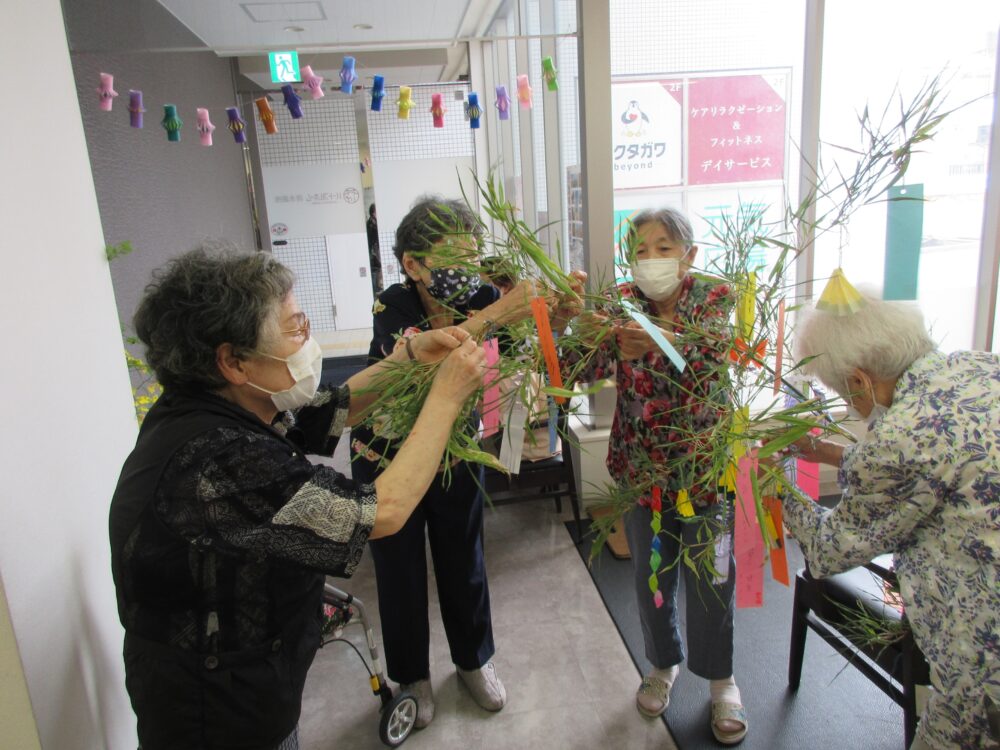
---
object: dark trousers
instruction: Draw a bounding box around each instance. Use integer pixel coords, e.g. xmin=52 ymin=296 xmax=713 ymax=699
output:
xmin=367 ymin=464 xmax=495 ymax=684
xmin=623 ymin=497 xmax=736 ymax=680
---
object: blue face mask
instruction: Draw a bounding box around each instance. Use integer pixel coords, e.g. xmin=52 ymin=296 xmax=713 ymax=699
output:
xmin=424 ymin=266 xmax=482 ymax=306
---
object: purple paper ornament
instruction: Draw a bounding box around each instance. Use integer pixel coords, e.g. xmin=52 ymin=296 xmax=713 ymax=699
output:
xmin=128 ymin=90 xmax=145 ymax=128
xmin=226 ymin=106 xmax=247 ymax=144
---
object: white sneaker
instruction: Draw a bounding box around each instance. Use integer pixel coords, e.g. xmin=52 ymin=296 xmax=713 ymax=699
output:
xmin=399 ymin=678 xmax=434 ymax=728
xmin=457 ymin=662 xmax=507 ymax=711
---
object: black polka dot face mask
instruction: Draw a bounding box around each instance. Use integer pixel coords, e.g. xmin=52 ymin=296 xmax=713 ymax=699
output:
xmin=424 ymin=266 xmax=482 ymax=306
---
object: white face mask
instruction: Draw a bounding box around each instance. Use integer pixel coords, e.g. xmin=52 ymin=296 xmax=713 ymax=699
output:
xmin=248 ymin=337 xmax=323 ymax=412
xmin=844 ymin=376 xmax=889 ymax=431
xmin=630 ymin=257 xmax=684 ymax=301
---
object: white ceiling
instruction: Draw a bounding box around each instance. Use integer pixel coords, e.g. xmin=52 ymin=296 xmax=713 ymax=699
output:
xmin=155 ymin=0 xmax=504 ymax=84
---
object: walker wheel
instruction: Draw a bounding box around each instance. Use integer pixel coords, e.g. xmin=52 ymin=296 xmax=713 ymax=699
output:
xmin=379 ymin=691 xmax=417 ymax=746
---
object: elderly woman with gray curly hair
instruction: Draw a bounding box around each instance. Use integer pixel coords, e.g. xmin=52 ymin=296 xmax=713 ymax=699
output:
xmin=109 ymin=246 xmax=487 ymax=750
xmin=775 ymin=291 xmax=999 ymax=750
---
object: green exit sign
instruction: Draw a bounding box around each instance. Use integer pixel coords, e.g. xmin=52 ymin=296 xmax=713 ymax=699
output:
xmin=269 ymin=51 xmax=300 ymax=83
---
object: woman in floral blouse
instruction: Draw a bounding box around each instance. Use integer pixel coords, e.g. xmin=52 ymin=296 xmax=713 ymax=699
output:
xmin=566 ymin=208 xmax=745 ymax=744
xmin=782 ymin=291 xmax=999 ymax=750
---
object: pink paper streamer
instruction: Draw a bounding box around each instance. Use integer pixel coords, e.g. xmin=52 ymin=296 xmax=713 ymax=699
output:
xmin=796 ymin=457 xmax=820 ymax=501
xmin=481 ymin=338 xmax=501 ymax=438
xmin=734 ymin=453 xmax=764 ymax=609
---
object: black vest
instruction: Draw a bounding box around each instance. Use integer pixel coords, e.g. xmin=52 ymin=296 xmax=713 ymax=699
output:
xmin=110 ymin=390 xmax=322 ymax=750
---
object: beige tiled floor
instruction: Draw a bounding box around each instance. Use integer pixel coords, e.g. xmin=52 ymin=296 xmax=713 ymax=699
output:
xmin=300 ymin=444 xmax=676 ymax=750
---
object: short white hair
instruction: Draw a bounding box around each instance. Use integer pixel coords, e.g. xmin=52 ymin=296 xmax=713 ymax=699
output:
xmin=795 ymin=286 xmax=935 ymax=392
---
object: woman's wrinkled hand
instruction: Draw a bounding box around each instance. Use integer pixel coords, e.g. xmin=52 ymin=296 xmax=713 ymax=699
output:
xmin=493 ymin=279 xmax=555 ymax=325
xmin=615 ymin=320 xmax=656 ymax=359
xmin=551 ymin=270 xmax=587 ymax=331
xmin=406 ymin=326 xmax=470 ymax=363
xmin=431 ymin=337 xmax=486 ymax=402
xmin=760 ymin=433 xmax=845 ymax=467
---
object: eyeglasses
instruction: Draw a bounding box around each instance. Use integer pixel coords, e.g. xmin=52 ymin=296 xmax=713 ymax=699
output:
xmin=281 ymin=315 xmax=311 ymax=339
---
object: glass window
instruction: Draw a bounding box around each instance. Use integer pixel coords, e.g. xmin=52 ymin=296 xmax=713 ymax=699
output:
xmin=815 ymin=2 xmax=1000 ymax=353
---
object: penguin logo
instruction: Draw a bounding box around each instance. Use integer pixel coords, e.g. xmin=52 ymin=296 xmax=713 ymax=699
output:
xmin=620 ymin=100 xmax=650 ymax=136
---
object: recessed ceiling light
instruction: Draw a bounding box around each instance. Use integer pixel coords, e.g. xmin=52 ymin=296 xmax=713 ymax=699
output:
xmin=353 ymin=23 xmax=373 ymax=30
xmin=284 ymin=25 xmax=305 ymax=32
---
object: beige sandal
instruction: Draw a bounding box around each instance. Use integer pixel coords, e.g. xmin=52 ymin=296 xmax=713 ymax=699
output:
xmin=636 ymin=675 xmax=671 ymax=718
xmin=711 ymin=701 xmax=748 ymax=745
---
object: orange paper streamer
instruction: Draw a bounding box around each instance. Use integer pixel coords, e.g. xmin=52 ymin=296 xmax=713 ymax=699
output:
xmin=763 ymin=496 xmax=789 ymax=586
xmin=530 ymin=296 xmax=566 ymax=404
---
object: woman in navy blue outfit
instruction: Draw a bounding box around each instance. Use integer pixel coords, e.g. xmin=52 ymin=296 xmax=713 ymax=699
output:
xmin=351 ymin=197 xmax=578 ymax=728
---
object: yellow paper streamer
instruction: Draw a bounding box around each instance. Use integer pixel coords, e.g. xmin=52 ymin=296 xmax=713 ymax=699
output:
xmin=719 ymin=406 xmax=750 ymax=492
xmin=737 ymin=271 xmax=757 ymax=339
xmin=816 ymin=267 xmax=866 ymax=316
xmin=676 ymin=488 xmax=695 ymax=517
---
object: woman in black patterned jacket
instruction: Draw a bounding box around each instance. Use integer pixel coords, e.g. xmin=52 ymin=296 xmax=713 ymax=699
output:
xmin=110 ymin=246 xmax=485 ymax=750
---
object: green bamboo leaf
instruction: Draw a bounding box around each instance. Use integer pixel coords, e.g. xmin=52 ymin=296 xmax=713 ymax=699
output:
xmin=756 ymin=423 xmax=814 ymax=458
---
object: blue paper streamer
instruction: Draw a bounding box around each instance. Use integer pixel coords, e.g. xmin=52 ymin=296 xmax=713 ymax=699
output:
xmin=621 ymin=300 xmax=686 ymax=372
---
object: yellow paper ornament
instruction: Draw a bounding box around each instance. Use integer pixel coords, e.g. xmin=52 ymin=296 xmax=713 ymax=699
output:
xmin=816 ymin=268 xmax=866 ymax=316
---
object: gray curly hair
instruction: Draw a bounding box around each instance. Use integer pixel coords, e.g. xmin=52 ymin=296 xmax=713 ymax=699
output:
xmin=392 ymin=196 xmax=483 ymax=263
xmin=133 ymin=245 xmax=295 ymax=391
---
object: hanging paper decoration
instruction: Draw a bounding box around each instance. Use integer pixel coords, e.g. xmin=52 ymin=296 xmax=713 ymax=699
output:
xmin=97 ymin=72 xmax=118 ymax=111
xmin=648 ymin=486 xmax=664 ymax=608
xmin=300 ymin=65 xmax=325 ymax=99
xmin=466 ymin=92 xmax=482 ymax=129
xmin=737 ymin=271 xmax=756 ymax=339
xmin=773 ymin=298 xmax=786 ymax=395
xmin=281 ymin=84 xmax=303 ymax=119
xmin=516 ymin=74 xmax=533 ymax=108
xmin=734 ymin=452 xmax=764 ymax=608
xmin=340 ymin=56 xmax=358 ymax=94
xmin=816 ymin=267 xmax=865 ymax=316
xmin=226 ymin=106 xmax=247 ymax=143
xmin=763 ymin=496 xmax=790 ymax=586
xmin=195 ymin=108 xmax=215 ymax=146
xmin=161 ymin=104 xmax=182 ymax=142
xmin=675 ymin=488 xmax=695 ymax=518
xmin=397 ymin=86 xmax=414 ymax=119
xmin=621 ymin=299 xmax=686 ymax=372
xmin=495 ymin=85 xmax=511 ymax=121
xmin=530 ymin=297 xmax=567 ymax=404
xmin=430 ymin=93 xmax=446 ymax=128
xmin=497 ymin=385 xmax=529 ymax=475
xmin=796 ymin=455 xmax=820 ymax=501
xmin=541 ymin=56 xmax=559 ymax=91
xmin=127 ymin=90 xmax=144 ymax=128
xmin=255 ymin=97 xmax=278 ymax=135
xmin=370 ymin=75 xmax=385 ymax=111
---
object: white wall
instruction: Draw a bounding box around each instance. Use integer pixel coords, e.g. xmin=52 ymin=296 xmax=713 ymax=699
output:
xmin=0 ymin=1 xmax=140 ymax=747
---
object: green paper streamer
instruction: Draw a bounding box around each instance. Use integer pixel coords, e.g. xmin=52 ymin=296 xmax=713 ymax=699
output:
xmin=883 ymin=184 xmax=923 ymax=301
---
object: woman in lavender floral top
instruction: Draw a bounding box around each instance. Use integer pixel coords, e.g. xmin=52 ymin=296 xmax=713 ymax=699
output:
xmin=783 ymin=291 xmax=999 ymax=750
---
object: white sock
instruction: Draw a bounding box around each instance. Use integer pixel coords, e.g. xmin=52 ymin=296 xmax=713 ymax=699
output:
xmin=649 ymin=664 xmax=679 ymax=686
xmin=709 ymin=675 xmax=741 ymax=704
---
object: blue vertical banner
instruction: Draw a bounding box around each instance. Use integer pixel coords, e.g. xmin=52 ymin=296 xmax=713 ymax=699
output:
xmin=883 ymin=184 xmax=924 ymax=300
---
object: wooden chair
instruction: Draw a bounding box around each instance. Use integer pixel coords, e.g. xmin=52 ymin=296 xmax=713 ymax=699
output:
xmin=788 ymin=555 xmax=931 ymax=748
